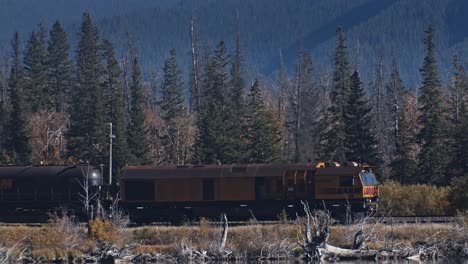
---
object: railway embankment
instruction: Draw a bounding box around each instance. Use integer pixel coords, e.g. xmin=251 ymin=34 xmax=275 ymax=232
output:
xmin=1 ymin=214 xmax=467 ymax=263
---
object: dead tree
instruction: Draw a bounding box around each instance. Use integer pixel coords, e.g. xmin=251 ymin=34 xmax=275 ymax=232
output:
xmin=76 ymin=165 xmax=99 ymax=219
xmin=300 ymin=200 xmax=330 ymax=261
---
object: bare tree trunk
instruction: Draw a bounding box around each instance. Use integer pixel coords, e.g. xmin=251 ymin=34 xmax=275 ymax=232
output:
xmin=190 ymin=16 xmax=201 ymax=116
xmin=219 ymin=213 xmax=228 ymax=250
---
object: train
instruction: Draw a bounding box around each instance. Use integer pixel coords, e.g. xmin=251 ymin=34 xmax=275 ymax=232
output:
xmin=0 ymin=165 xmax=102 ymax=222
xmin=0 ymin=162 xmax=379 ymax=223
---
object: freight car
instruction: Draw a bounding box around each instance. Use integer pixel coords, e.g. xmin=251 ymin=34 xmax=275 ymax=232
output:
xmin=120 ymin=162 xmax=379 ymax=222
xmin=0 ymin=165 xmax=102 ymax=222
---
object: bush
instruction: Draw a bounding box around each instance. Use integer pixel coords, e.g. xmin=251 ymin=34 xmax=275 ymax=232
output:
xmin=378 ymin=181 xmax=450 ymax=216
xmin=448 ymin=175 xmax=468 ymax=213
xmin=88 ymin=218 xmax=124 ymax=245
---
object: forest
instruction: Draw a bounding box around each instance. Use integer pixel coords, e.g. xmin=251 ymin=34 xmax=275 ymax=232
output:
xmin=0 ymin=12 xmax=467 ymax=190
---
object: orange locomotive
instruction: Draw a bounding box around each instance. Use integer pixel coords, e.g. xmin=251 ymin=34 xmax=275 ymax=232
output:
xmin=120 ymin=162 xmax=378 ymax=222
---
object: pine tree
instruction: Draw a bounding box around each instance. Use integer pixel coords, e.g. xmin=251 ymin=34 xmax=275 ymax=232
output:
xmin=318 ymin=27 xmax=351 ymax=163
xmin=417 ymin=25 xmax=451 ymax=184
xmin=127 ymin=57 xmax=151 ymax=165
xmin=23 ymin=29 xmax=48 ymax=111
xmin=225 ymin=24 xmax=246 ymax=163
xmin=47 ymin=21 xmax=73 ymax=112
xmin=387 ymin=56 xmax=417 ymax=183
xmin=195 ymin=41 xmax=232 ymax=164
xmin=0 ymin=56 xmax=9 ymax=162
xmin=160 ymin=48 xmax=187 ymax=164
xmin=448 ymin=55 xmax=468 ymax=177
xmin=246 ymin=79 xmax=281 ymax=163
xmin=101 ymin=39 xmax=129 ymax=175
xmin=344 ymin=71 xmax=380 ymax=165
xmin=7 ymin=32 xmax=31 ymax=164
xmin=68 ymin=12 xmax=106 ymax=164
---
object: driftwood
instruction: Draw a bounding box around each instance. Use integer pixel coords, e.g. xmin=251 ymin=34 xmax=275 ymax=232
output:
xmin=299 ymin=201 xmax=443 ymax=261
xmin=300 ymin=201 xmax=330 ymax=261
xmin=176 ymin=213 xmax=232 ymax=261
xmin=321 ymin=244 xmax=377 ymax=259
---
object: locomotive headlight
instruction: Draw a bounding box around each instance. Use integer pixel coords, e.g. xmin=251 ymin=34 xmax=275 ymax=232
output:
xmin=90 ymin=169 xmax=103 ymax=186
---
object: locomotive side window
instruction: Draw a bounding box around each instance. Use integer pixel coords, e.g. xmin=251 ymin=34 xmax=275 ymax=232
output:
xmin=125 ymin=181 xmax=154 ymax=201
xmin=339 ymin=176 xmax=354 ymax=187
xmin=203 ymin=179 xmax=214 ymax=200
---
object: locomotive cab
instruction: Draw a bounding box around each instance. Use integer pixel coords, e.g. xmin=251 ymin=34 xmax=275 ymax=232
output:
xmin=313 ymin=162 xmax=379 ymax=215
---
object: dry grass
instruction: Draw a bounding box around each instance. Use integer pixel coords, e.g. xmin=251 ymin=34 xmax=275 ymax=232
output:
xmin=1 ymin=219 xmax=466 ymax=261
xmin=127 ymin=220 xmax=467 ymax=258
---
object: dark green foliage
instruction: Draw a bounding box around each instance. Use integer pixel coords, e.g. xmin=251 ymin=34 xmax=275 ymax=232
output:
xmin=448 ymin=175 xmax=468 ymax=212
xmin=47 ymin=21 xmax=74 ymax=112
xmin=388 ymin=58 xmax=417 ymax=183
xmin=127 ymin=57 xmax=151 ymax=165
xmin=195 ymin=41 xmax=239 ymax=164
xmin=67 ymin=12 xmax=106 ymax=164
xmin=23 ymin=29 xmax=48 ymax=112
xmin=6 ymin=32 xmax=31 ymax=165
xmin=318 ymin=27 xmax=351 ymax=163
xmin=0 ymin=57 xmax=9 ymax=162
xmin=226 ymin=26 xmax=246 ymax=163
xmin=160 ymin=49 xmax=187 ymax=164
xmin=344 ymin=71 xmax=380 ymax=165
xmin=101 ymin=39 xmax=129 ymax=175
xmin=417 ymin=25 xmax=451 ymax=184
xmin=245 ymin=79 xmax=281 ymax=163
xmin=448 ymin=56 xmax=468 ymax=176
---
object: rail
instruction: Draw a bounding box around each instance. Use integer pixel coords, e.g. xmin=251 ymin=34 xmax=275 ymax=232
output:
xmin=0 ymin=216 xmax=459 ymax=227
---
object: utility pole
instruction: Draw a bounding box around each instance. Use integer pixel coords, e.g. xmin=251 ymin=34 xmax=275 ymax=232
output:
xmin=109 ymin=123 xmax=115 ymax=185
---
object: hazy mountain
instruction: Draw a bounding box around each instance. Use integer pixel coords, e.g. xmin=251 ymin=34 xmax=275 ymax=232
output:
xmin=0 ymin=0 xmax=467 ymax=88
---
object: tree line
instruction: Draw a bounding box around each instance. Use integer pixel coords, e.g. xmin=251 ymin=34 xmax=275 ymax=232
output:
xmin=0 ymin=13 xmax=466 ymax=186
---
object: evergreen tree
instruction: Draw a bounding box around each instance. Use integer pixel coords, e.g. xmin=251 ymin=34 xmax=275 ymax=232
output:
xmin=318 ymin=27 xmax=351 ymax=163
xmin=101 ymin=39 xmax=129 ymax=175
xmin=344 ymin=71 xmax=380 ymax=165
xmin=246 ymin=79 xmax=281 ymax=163
xmin=0 ymin=56 xmax=9 ymax=162
xmin=417 ymin=25 xmax=450 ymax=184
xmin=225 ymin=26 xmax=246 ymax=163
xmin=23 ymin=30 xmax=48 ymax=111
xmin=387 ymin=56 xmax=417 ymax=183
xmin=68 ymin=12 xmax=106 ymax=164
xmin=160 ymin=49 xmax=187 ymax=164
xmin=195 ymin=41 xmax=232 ymax=164
xmin=7 ymin=32 xmax=31 ymax=164
xmin=47 ymin=21 xmax=73 ymax=112
xmin=127 ymin=57 xmax=151 ymax=165
xmin=448 ymin=55 xmax=468 ymax=176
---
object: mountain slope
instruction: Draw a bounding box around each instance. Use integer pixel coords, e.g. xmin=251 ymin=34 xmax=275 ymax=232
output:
xmin=0 ymin=0 xmax=467 ymax=88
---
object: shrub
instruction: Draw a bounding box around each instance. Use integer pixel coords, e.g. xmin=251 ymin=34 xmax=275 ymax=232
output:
xmin=448 ymin=175 xmax=468 ymax=213
xmin=88 ymin=218 xmax=124 ymax=245
xmin=379 ymin=181 xmax=450 ymax=216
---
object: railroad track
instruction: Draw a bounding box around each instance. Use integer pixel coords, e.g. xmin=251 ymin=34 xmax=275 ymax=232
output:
xmin=373 ymin=216 xmax=457 ymax=224
xmin=143 ymin=216 xmax=458 ymax=226
xmin=0 ymin=216 xmax=458 ymax=227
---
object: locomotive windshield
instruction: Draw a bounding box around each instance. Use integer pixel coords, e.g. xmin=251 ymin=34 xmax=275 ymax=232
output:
xmin=360 ymin=170 xmax=378 ymax=186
